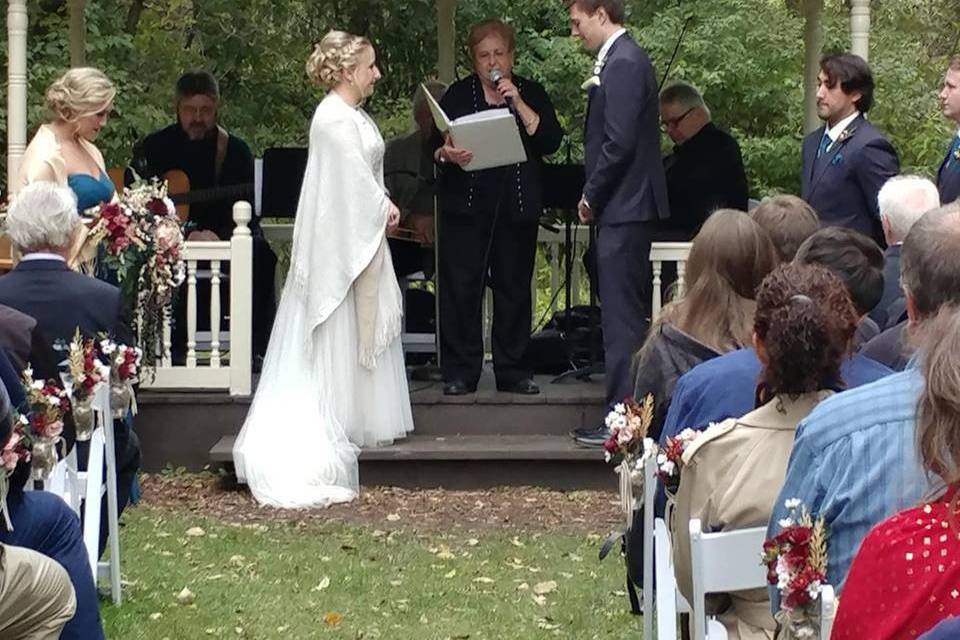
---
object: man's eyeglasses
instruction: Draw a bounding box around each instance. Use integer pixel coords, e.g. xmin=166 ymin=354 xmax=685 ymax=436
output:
xmin=660 ymin=107 xmax=695 ymax=131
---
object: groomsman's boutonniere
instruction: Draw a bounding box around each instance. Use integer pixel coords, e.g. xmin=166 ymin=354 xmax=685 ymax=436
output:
xmin=581 ymin=75 xmax=601 ymax=91
xmin=835 ymin=128 xmax=854 ymax=145
xmin=953 ymin=145 xmax=960 ymax=162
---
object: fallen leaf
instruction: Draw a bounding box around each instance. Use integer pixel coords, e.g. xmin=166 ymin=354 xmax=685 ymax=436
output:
xmin=387 ymin=513 xmax=401 ymax=522
xmin=532 ymin=594 xmax=547 ymax=606
xmin=176 ymin=587 xmax=195 ymax=605
xmin=149 ymin=612 xmax=162 ymax=621
xmin=517 ymin=582 xmax=530 ymax=591
xmin=510 ymin=537 xmax=525 ymax=548
xmin=186 ymin=527 xmax=206 ymax=537
xmin=323 ymin=612 xmax=344 ymax=626
xmin=473 ymin=577 xmax=495 ymax=584
xmin=534 ymin=581 xmax=558 ymax=595
xmin=444 ymin=568 xmax=457 ymax=578
xmin=311 ymin=576 xmax=331 ymax=592
xmin=466 ymin=538 xmax=480 ymax=547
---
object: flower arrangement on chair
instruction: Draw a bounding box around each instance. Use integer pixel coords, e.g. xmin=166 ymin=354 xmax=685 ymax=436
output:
xmin=762 ymin=498 xmax=829 ymax=639
xmin=19 ymin=368 xmax=70 ymax=483
xmin=83 ymin=180 xmax=186 ymax=375
xmin=656 ymin=428 xmax=703 ymax=496
xmin=63 ymin=329 xmax=110 ymax=441
xmin=99 ymin=338 xmax=142 ymax=419
xmin=601 ymin=395 xmax=657 ymax=515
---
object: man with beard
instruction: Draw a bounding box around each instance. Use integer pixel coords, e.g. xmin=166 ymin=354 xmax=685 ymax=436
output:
xmin=133 ymin=71 xmax=277 ymax=365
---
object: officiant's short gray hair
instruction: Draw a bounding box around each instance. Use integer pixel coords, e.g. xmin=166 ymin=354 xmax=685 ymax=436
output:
xmin=660 ymin=81 xmax=709 ymax=117
xmin=5 ymin=182 xmax=80 ymax=253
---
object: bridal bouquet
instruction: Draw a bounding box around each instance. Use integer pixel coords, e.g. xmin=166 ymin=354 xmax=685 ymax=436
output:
xmin=63 ymin=329 xmax=109 ymax=441
xmin=100 ymin=338 xmax=142 ymax=418
xmin=656 ymin=428 xmax=703 ymax=496
xmin=762 ymin=498 xmax=829 ymax=639
xmin=85 ymin=180 xmax=186 ymax=373
xmin=20 ymin=368 xmax=70 ymax=482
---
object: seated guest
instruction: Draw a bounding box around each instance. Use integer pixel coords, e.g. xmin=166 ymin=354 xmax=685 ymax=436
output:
xmin=659 ymin=226 xmax=891 ymax=446
xmin=0 ymin=543 xmax=76 ymax=639
xmin=861 ymin=320 xmax=909 ymax=371
xmin=0 ymin=182 xmax=140 ymax=560
xmin=0 ymin=374 xmax=104 ymax=640
xmin=870 ymin=175 xmax=940 ymax=328
xmin=657 ymin=81 xmax=749 ymax=240
xmin=590 ymin=210 xmax=777 ymax=447
xmin=831 ymin=306 xmax=960 ymax=639
xmin=673 ymin=263 xmax=858 ymax=640
xmin=794 ymin=226 xmax=885 ymax=347
xmin=766 ymin=203 xmax=960 ymax=606
xmin=920 ymin=618 xmax=960 ymax=640
xmin=749 ymin=194 xmax=818 ymax=262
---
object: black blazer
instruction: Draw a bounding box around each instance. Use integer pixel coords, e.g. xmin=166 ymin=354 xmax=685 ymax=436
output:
xmin=801 ymin=114 xmax=899 ymax=242
xmin=435 ymin=74 xmax=563 ymax=222
xmin=0 ymin=260 xmax=134 ymax=350
xmin=937 ymin=137 xmax=960 ymax=205
xmin=583 ymin=33 xmax=669 ymax=226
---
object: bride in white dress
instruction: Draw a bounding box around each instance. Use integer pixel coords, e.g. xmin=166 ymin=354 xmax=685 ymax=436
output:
xmin=233 ymin=31 xmax=414 ymax=508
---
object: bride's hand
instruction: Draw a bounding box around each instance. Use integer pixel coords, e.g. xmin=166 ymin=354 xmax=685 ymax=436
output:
xmin=386 ymin=202 xmax=401 ymax=234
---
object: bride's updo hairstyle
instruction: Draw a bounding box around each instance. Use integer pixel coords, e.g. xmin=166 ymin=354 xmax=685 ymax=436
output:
xmin=45 ymin=67 xmax=116 ymax=122
xmin=306 ymin=30 xmax=371 ymax=88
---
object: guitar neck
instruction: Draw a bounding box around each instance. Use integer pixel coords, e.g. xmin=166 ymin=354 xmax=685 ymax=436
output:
xmin=169 ymin=183 xmax=254 ymax=206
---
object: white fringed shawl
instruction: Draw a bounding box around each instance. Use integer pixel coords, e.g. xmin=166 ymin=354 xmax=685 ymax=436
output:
xmin=289 ymin=93 xmax=402 ymax=369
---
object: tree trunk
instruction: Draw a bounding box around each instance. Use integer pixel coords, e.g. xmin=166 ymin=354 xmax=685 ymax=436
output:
xmin=437 ymin=0 xmax=456 ymax=84
xmin=68 ymin=0 xmax=87 ymax=67
xmin=126 ymin=0 xmax=145 ymax=35
xmin=802 ymin=0 xmax=824 ymax=134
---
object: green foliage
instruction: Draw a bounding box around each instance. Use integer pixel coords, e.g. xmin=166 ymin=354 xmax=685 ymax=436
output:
xmin=0 ymin=0 xmax=956 ymax=196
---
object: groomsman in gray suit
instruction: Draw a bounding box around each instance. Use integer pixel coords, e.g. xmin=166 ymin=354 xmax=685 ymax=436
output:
xmin=937 ymin=56 xmax=960 ymax=204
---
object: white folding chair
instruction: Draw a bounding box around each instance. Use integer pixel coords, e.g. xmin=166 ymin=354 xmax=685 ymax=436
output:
xmin=37 ymin=381 xmax=122 ymax=604
xmin=688 ymin=518 xmax=768 ymax=640
xmin=654 ymin=516 xmax=692 ymax=640
xmin=639 ymin=454 xmax=656 ymax=640
xmin=820 ymin=584 xmax=836 ymax=638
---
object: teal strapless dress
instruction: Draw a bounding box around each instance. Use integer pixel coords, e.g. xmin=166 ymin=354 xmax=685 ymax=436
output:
xmin=67 ymin=172 xmax=115 ymax=212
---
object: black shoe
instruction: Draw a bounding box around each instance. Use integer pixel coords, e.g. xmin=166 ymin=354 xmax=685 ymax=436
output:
xmin=569 ymin=424 xmax=601 ymax=439
xmin=496 ymin=378 xmax=540 ymax=395
xmin=574 ymin=426 xmax=609 ymax=448
xmin=443 ymin=380 xmax=476 ymax=396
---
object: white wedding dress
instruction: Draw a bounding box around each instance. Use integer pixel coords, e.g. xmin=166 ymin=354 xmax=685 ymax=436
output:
xmin=233 ymin=92 xmax=414 ymax=508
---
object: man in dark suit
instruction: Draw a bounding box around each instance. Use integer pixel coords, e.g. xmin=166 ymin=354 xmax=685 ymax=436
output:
xmin=658 ymin=81 xmax=749 ymax=239
xmin=567 ymin=0 xmax=670 ymax=444
xmin=870 ymin=175 xmax=940 ymax=329
xmin=801 ymin=54 xmax=899 ymax=245
xmin=936 ymin=56 xmax=960 ymax=204
xmin=0 ymin=182 xmax=141 ymax=560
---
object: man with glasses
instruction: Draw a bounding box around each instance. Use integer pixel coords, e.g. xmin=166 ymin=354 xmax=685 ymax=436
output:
xmin=659 ymin=81 xmax=749 ymax=239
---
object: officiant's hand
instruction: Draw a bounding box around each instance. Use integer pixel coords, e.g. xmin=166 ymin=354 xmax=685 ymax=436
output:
xmin=386 ymin=202 xmax=401 ymax=235
xmin=438 ymin=135 xmax=473 ymax=168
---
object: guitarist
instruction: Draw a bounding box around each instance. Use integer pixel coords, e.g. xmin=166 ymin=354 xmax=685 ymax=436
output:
xmin=132 ymin=70 xmax=277 ymax=366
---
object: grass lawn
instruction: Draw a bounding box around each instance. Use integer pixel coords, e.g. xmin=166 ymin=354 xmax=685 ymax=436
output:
xmin=100 ymin=504 xmax=643 ymax=639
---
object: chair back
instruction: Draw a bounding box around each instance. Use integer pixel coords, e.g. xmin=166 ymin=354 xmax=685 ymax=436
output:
xmin=688 ymin=518 xmax=768 ymax=640
xmin=820 ymin=584 xmax=837 ymax=638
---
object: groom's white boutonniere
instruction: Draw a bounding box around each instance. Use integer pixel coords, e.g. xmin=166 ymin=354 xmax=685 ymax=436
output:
xmin=581 ymin=75 xmax=601 ymax=91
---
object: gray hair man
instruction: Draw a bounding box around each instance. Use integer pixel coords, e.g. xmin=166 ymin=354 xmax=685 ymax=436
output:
xmin=870 ymin=175 xmax=940 ymax=328
xmin=5 ymin=181 xmax=81 ymax=257
xmin=658 ymin=80 xmax=749 ymax=239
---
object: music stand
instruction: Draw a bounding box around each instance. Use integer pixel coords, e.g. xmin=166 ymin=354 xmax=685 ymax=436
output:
xmin=538 ymin=162 xmax=603 ymax=384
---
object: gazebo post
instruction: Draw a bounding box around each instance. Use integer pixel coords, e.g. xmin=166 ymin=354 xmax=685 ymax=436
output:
xmin=7 ymin=0 xmax=28 ymax=193
xmin=802 ymin=0 xmax=824 ymax=134
xmin=850 ymin=0 xmax=871 ymax=62
xmin=68 ymin=0 xmax=87 ymax=67
xmin=437 ymin=0 xmax=456 ymax=84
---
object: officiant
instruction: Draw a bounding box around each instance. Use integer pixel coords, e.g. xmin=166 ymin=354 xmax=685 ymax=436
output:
xmin=433 ymin=19 xmax=563 ymax=396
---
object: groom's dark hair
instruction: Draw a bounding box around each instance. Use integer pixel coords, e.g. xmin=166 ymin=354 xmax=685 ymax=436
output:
xmin=565 ymin=0 xmax=625 ymax=24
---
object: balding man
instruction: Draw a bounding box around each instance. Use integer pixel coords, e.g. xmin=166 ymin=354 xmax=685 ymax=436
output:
xmin=659 ymin=81 xmax=749 ymax=239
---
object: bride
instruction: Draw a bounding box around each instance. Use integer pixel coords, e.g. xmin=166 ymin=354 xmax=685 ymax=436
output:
xmin=233 ymin=31 xmax=414 ymax=508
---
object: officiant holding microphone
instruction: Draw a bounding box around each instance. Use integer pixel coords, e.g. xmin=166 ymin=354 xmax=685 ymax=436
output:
xmin=434 ymin=19 xmax=563 ymax=396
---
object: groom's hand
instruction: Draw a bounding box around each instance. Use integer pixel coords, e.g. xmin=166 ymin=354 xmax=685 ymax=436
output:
xmin=386 ymin=202 xmax=401 ymax=235
xmin=577 ymin=197 xmax=594 ymax=224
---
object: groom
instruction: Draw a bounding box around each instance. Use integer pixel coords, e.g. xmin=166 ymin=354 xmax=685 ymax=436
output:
xmin=567 ymin=0 xmax=670 ymax=446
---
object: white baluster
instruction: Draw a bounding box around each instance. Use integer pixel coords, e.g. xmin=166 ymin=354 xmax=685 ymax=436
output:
xmin=162 ymin=312 xmax=172 ymax=367
xmin=652 ymin=260 xmax=663 ymax=321
xmin=210 ymin=260 xmax=221 ymax=368
xmin=186 ymin=260 xmax=197 ymax=368
xmin=677 ymin=260 xmax=687 ymax=298
xmin=229 ymin=202 xmax=253 ymax=395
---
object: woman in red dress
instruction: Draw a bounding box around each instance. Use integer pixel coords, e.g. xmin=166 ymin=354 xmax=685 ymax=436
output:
xmin=832 ymin=307 xmax=960 ymax=639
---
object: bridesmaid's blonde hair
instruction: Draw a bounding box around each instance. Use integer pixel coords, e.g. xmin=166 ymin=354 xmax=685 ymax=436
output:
xmin=45 ymin=67 xmax=115 ymax=121
xmin=306 ymin=31 xmax=371 ymax=89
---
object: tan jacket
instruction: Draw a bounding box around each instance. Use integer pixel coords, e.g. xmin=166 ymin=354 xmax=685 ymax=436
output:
xmin=671 ymin=391 xmax=832 ymax=640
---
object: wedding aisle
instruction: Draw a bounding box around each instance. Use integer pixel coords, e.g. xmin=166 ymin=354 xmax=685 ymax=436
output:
xmin=100 ymin=473 xmax=641 ymax=639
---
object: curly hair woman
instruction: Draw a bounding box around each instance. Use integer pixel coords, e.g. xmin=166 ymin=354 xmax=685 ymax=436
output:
xmin=670 ymin=262 xmax=859 ymax=640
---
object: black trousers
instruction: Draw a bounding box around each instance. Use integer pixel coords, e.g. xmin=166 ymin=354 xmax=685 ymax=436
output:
xmin=438 ymin=209 xmax=538 ymax=387
xmin=596 ymin=222 xmax=653 ymax=407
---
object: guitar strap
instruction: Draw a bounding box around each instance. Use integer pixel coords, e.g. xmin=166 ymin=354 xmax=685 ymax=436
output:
xmin=214 ymin=125 xmax=229 ymax=185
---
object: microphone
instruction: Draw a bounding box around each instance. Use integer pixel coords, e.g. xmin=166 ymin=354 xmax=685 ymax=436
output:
xmin=489 ymin=68 xmax=515 ymax=112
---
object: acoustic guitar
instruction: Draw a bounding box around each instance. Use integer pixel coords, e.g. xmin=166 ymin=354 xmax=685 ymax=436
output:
xmin=163 ymin=169 xmax=254 ymax=223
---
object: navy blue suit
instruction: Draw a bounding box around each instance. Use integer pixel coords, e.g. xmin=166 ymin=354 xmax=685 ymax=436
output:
xmin=801 ymin=114 xmax=899 ymax=244
xmin=936 ymin=137 xmax=960 ymax=204
xmin=583 ymin=33 xmax=669 ymax=407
